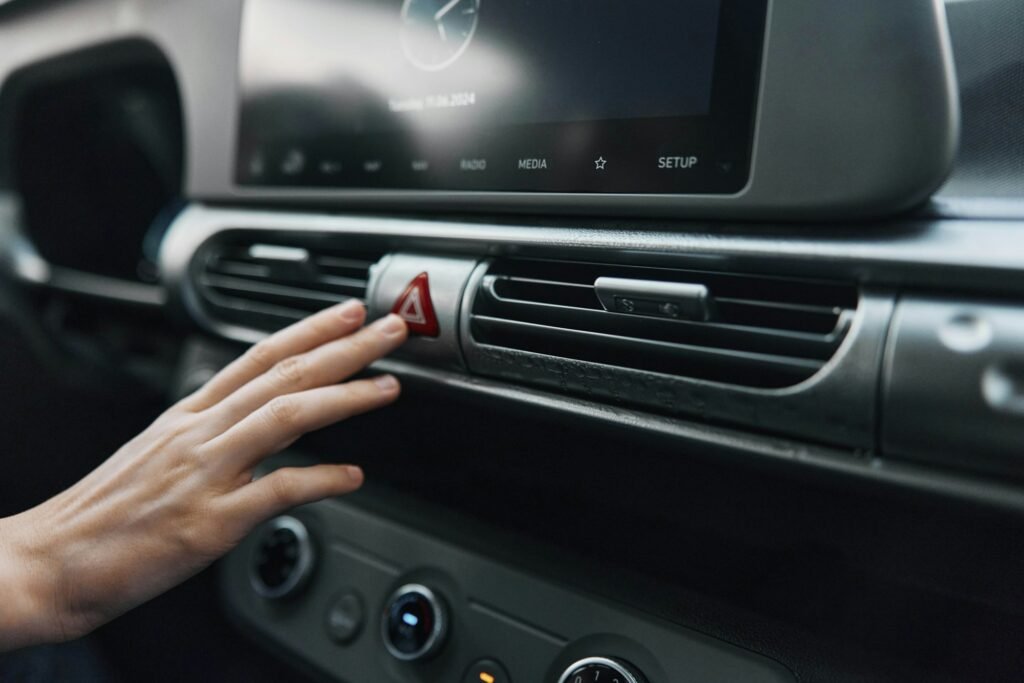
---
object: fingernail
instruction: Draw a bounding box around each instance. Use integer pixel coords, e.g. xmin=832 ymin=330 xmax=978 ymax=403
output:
xmin=345 ymin=465 xmax=364 ymax=484
xmin=374 ymin=314 xmax=407 ymax=338
xmin=374 ymin=374 xmax=400 ymax=392
xmin=339 ymin=300 xmax=364 ymax=323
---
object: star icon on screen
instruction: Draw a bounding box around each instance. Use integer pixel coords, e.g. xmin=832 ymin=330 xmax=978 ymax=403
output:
xmin=594 ymin=156 xmax=608 ymax=170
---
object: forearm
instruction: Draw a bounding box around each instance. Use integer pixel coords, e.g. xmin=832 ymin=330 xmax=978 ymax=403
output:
xmin=0 ymin=511 xmax=60 ymax=652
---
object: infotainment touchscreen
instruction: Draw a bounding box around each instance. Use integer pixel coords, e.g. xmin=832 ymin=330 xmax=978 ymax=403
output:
xmin=236 ymin=0 xmax=768 ymax=195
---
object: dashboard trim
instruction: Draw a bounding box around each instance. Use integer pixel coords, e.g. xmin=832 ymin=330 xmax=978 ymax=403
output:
xmin=161 ymin=205 xmax=1024 ymax=296
xmin=158 ymin=204 xmax=1024 ymax=515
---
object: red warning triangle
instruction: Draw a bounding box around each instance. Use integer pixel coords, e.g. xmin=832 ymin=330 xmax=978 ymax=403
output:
xmin=391 ymin=272 xmax=440 ymax=337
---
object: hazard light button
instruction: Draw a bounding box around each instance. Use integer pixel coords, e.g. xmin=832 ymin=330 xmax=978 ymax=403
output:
xmin=391 ymin=272 xmax=440 ymax=337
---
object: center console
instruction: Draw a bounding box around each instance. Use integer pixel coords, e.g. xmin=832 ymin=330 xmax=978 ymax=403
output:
xmin=221 ymin=468 xmax=795 ymax=683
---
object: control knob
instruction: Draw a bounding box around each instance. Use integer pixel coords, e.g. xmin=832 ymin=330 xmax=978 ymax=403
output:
xmin=249 ymin=515 xmax=316 ymax=600
xmin=382 ymin=584 xmax=449 ymax=661
xmin=558 ymin=657 xmax=647 ymax=683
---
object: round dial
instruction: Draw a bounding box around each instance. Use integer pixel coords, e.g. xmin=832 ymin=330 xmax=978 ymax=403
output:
xmin=248 ymin=516 xmax=315 ymax=600
xmin=557 ymin=657 xmax=647 ymax=683
xmin=400 ymin=0 xmax=481 ymax=71
xmin=381 ymin=584 xmax=449 ymax=661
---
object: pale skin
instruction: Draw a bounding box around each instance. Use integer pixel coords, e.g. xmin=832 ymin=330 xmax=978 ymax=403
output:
xmin=0 ymin=299 xmax=408 ymax=652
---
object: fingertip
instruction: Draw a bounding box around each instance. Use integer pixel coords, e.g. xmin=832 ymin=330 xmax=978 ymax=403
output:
xmin=373 ymin=314 xmax=408 ymax=339
xmin=373 ymin=374 xmax=401 ymax=394
xmin=337 ymin=299 xmax=367 ymax=324
xmin=344 ymin=465 xmax=365 ymax=488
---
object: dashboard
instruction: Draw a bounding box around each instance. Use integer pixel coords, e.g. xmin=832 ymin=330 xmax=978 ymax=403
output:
xmin=1 ymin=1 xmax=1024 ymax=682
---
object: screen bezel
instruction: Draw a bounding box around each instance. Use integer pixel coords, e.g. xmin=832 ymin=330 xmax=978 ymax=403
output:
xmin=234 ymin=0 xmax=770 ymax=198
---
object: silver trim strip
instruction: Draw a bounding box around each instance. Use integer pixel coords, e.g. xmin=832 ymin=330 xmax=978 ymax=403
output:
xmin=247 ymin=244 xmax=309 ymax=262
xmin=160 ymin=205 xmax=1024 ymax=294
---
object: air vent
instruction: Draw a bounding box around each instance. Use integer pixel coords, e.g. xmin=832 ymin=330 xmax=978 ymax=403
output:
xmin=195 ymin=236 xmax=385 ymax=332
xmin=469 ymin=259 xmax=858 ymax=389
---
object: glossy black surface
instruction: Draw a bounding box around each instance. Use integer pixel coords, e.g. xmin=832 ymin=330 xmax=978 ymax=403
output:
xmin=236 ymin=0 xmax=767 ymax=194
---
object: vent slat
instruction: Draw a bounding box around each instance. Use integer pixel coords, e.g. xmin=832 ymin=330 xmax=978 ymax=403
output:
xmin=315 ymin=275 xmax=370 ymax=294
xmin=476 ymin=284 xmax=850 ymax=360
xmin=471 ymin=316 xmax=823 ymax=388
xmin=203 ymin=289 xmax=308 ymax=320
xmin=196 ymin=238 xmax=383 ymax=333
xmin=471 ymin=259 xmax=859 ymax=389
xmin=491 ymin=276 xmax=843 ymax=333
xmin=491 ymin=260 xmax=857 ymax=309
xmin=209 ymin=261 xmax=273 ymax=279
xmin=315 ymin=256 xmax=379 ymax=270
xmin=201 ymin=274 xmax=350 ymax=310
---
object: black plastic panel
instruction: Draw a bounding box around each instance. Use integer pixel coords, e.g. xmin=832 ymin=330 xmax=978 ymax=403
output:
xmin=220 ymin=474 xmax=795 ymax=683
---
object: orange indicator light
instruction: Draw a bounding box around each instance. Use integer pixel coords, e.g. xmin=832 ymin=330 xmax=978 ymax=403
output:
xmin=479 ymin=673 xmax=496 ymax=683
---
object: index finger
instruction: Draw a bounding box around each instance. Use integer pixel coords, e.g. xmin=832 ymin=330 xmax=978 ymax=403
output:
xmin=178 ymin=299 xmax=367 ymax=412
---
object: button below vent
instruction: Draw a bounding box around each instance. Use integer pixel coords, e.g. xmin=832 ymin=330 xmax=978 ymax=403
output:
xmin=194 ymin=236 xmax=385 ymax=333
xmin=468 ymin=259 xmax=858 ymax=389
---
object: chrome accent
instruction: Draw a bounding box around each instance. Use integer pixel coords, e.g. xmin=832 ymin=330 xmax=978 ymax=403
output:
xmin=159 ymin=205 xmax=1024 ymax=296
xmin=381 ymin=583 xmax=448 ymax=662
xmin=247 ymin=244 xmax=309 ymax=262
xmin=594 ymin=276 xmax=711 ymax=320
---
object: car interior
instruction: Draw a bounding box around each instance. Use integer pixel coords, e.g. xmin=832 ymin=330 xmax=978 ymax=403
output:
xmin=0 ymin=0 xmax=1023 ymax=681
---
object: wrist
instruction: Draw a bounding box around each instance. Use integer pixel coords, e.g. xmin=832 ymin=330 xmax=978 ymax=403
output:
xmin=0 ymin=511 xmax=63 ymax=651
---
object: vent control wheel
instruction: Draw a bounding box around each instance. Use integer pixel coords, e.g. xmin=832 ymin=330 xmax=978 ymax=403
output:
xmin=249 ymin=515 xmax=316 ymax=600
xmin=557 ymin=657 xmax=647 ymax=683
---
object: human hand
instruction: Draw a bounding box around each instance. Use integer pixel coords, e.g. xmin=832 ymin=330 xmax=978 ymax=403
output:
xmin=0 ymin=300 xmax=406 ymax=650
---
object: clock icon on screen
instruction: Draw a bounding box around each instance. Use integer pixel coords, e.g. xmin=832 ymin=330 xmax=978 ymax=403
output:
xmin=400 ymin=0 xmax=481 ymax=71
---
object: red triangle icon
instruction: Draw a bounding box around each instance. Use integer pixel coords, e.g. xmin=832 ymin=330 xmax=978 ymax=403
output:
xmin=391 ymin=272 xmax=440 ymax=337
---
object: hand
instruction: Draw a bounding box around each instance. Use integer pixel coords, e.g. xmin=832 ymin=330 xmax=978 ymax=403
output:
xmin=0 ymin=300 xmax=407 ymax=651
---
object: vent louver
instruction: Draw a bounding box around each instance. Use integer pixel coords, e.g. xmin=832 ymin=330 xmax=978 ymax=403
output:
xmin=195 ymin=237 xmax=384 ymax=332
xmin=469 ymin=259 xmax=858 ymax=389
